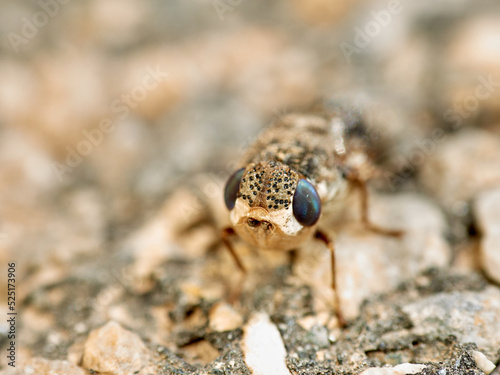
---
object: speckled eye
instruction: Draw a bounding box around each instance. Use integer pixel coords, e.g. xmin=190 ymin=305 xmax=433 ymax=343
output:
xmin=292 ymin=179 xmax=321 ymax=226
xmin=224 ymin=168 xmax=245 ymax=210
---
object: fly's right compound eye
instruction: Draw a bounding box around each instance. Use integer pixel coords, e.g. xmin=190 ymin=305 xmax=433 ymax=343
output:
xmin=224 ymin=168 xmax=245 ymax=210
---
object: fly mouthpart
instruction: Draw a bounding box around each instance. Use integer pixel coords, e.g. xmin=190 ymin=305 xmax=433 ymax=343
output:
xmin=247 ymin=218 xmax=273 ymax=230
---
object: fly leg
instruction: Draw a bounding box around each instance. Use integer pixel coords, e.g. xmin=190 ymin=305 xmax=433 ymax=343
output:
xmin=314 ymin=230 xmax=346 ymax=327
xmin=221 ymin=227 xmax=247 ymax=303
xmin=355 ymin=177 xmax=403 ymax=236
xmin=343 ymin=166 xmax=403 ymax=237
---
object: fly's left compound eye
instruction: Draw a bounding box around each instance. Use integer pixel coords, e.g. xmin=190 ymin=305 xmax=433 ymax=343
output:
xmin=224 ymin=168 xmax=245 ymax=210
xmin=292 ymin=179 xmax=321 ymax=226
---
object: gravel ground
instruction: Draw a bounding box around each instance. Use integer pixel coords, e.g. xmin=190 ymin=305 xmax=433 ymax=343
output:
xmin=1 ymin=0 xmax=500 ymax=374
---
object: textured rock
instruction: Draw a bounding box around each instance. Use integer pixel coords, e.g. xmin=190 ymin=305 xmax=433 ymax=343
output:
xmin=402 ymin=286 xmax=500 ymax=358
xmin=420 ymin=130 xmax=500 ymax=210
xmin=209 ymin=302 xmax=244 ymax=332
xmin=179 ymin=340 xmax=220 ymax=365
xmin=242 ymin=312 xmax=291 ymax=375
xmin=474 ymin=187 xmax=500 ymax=284
xmin=359 ymin=363 xmax=427 ymax=375
xmin=295 ymin=192 xmax=451 ymax=320
xmin=82 ymin=321 xmax=156 ymax=375
xmin=123 ymin=188 xmax=215 ymax=294
xmin=443 ymin=16 xmax=500 ymax=117
xmin=472 ymin=351 xmax=496 ymax=375
xmin=23 ymin=358 xmax=88 ymax=375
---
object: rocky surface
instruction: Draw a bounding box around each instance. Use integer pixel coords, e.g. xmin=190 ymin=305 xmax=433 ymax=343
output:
xmin=1 ymin=0 xmax=500 ymax=374
xmin=22 ymin=358 xmax=88 ymax=375
xmin=81 ymin=321 xmax=158 ymax=375
xmin=419 ymin=129 xmax=500 ymax=212
xmin=474 ymin=187 xmax=500 ymax=285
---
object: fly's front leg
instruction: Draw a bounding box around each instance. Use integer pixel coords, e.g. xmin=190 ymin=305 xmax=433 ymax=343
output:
xmin=221 ymin=227 xmax=247 ymax=303
xmin=221 ymin=227 xmax=247 ymax=274
xmin=314 ymin=230 xmax=346 ymax=327
xmin=342 ymin=166 xmax=403 ymax=237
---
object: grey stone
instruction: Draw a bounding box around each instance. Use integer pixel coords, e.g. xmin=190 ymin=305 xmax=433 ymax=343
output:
xmin=402 ymin=286 xmax=500 ymax=359
xmin=474 ymin=187 xmax=500 ymax=284
xmin=420 ymin=130 xmax=500 ymax=211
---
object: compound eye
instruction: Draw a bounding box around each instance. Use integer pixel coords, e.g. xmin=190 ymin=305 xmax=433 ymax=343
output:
xmin=224 ymin=168 xmax=245 ymax=210
xmin=292 ymin=179 xmax=321 ymax=226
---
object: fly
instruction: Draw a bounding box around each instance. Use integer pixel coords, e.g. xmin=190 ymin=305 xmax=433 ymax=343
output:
xmin=222 ymin=101 xmax=402 ymax=326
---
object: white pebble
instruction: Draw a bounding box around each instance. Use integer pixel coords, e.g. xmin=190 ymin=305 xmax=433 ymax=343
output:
xmin=242 ymin=312 xmax=292 ymax=375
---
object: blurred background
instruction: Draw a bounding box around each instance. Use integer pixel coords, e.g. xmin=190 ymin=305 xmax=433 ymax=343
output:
xmin=1 ymin=0 xmax=500 ymax=370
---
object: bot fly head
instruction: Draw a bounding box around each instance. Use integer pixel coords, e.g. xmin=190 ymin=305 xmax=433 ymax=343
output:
xmin=224 ymin=161 xmax=322 ymax=250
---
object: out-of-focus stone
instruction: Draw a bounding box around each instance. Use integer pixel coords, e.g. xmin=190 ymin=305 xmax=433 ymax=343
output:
xmin=296 ymin=192 xmax=451 ymax=320
xmin=402 ymin=286 xmax=500 ymax=358
xmin=205 ymin=29 xmax=317 ymax=112
xmin=56 ymin=188 xmax=107 ymax=259
xmin=291 ymin=0 xmax=353 ymax=26
xmin=472 ymin=351 xmax=496 ymax=375
xmin=180 ymin=340 xmax=220 ymax=365
xmin=359 ymin=363 xmax=427 ymax=375
xmin=81 ymin=321 xmax=156 ymax=375
xmin=88 ymin=117 xmax=153 ymax=192
xmin=113 ymin=49 xmax=187 ymax=121
xmin=420 ymin=129 xmax=500 ymax=210
xmin=305 ymin=324 xmax=330 ymax=349
xmin=474 ymin=187 xmax=500 ymax=284
xmin=297 ymin=312 xmax=331 ymax=331
xmin=242 ymin=312 xmax=292 ymax=375
xmin=25 ymin=51 xmax=107 ymax=155
xmin=20 ymin=306 xmax=55 ymax=337
xmin=443 ymin=16 xmax=500 ymax=116
xmin=209 ymin=302 xmax=243 ymax=332
xmin=89 ymin=0 xmax=148 ymax=47
xmin=67 ymin=340 xmax=85 ymax=367
xmin=23 ymin=358 xmax=88 ymax=375
xmin=0 ymin=61 xmax=38 ymax=126
xmin=123 ymin=188 xmax=211 ymax=293
xmin=452 ymin=241 xmax=482 ymax=273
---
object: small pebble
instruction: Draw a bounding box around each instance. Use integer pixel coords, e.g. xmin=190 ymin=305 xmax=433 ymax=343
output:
xmin=360 ymin=363 xmax=427 ymax=375
xmin=209 ymin=302 xmax=244 ymax=332
xmin=82 ymin=321 xmax=156 ymax=375
xmin=242 ymin=312 xmax=292 ymax=375
xmin=474 ymin=187 xmax=500 ymax=284
xmin=420 ymin=130 xmax=500 ymax=210
xmin=472 ymin=351 xmax=496 ymax=374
